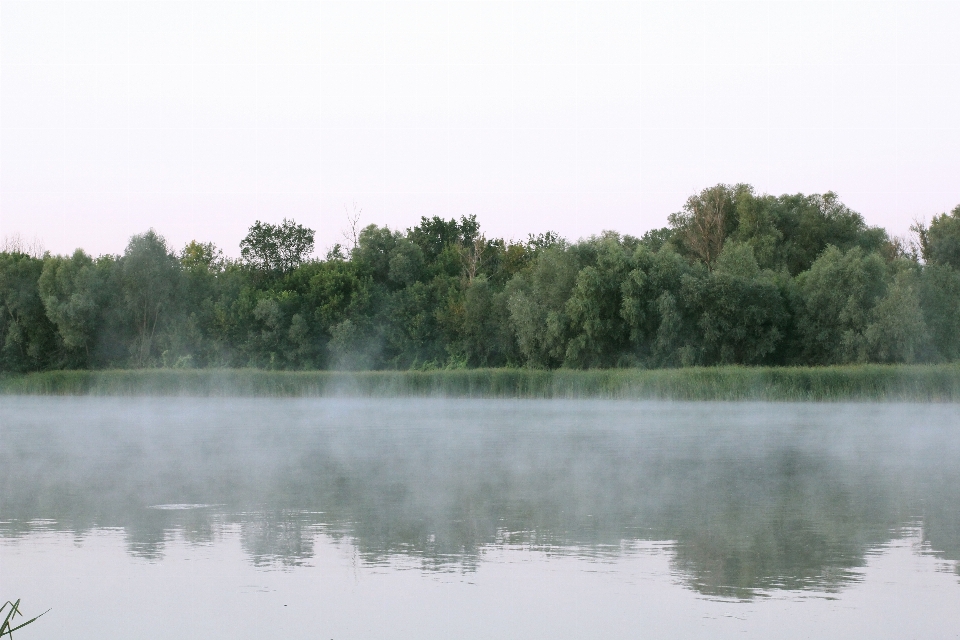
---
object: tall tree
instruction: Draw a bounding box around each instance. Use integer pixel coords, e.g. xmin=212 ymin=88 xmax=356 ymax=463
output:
xmin=408 ymin=215 xmax=479 ymax=263
xmin=916 ymin=205 xmax=960 ymax=270
xmin=917 ymin=264 xmax=960 ymax=361
xmin=692 ymin=242 xmax=787 ymax=365
xmin=121 ymin=230 xmax=180 ymax=367
xmin=564 ymin=234 xmax=635 ymax=368
xmin=795 ymin=246 xmax=887 ymax=364
xmin=506 ymin=246 xmax=580 ymax=367
xmin=864 ymin=268 xmax=930 ymax=363
xmin=669 ymin=185 xmax=740 ymax=270
xmin=240 ymin=219 xmax=315 ymax=272
xmin=0 ymin=252 xmax=58 ymax=371
xmin=38 ymin=249 xmax=108 ymax=367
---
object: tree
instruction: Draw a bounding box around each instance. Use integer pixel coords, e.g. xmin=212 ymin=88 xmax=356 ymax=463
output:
xmin=692 ymin=242 xmax=787 ymax=365
xmin=638 ymin=227 xmax=678 ymax=253
xmin=462 ymin=276 xmax=516 ymax=366
xmin=121 ymin=230 xmax=180 ymax=367
xmin=916 ymin=205 xmax=960 ymax=270
xmin=764 ymin=192 xmax=887 ymax=275
xmin=0 ymin=252 xmax=58 ymax=371
xmin=620 ymin=245 xmax=695 ymax=366
xmin=7 ymin=185 xmax=960 ymax=374
xmin=506 ymin=246 xmax=580 ymax=367
xmin=728 ymin=189 xmax=782 ymax=269
xmin=388 ymin=238 xmax=426 ymax=287
xmin=864 ymin=268 xmax=931 ymax=363
xmin=38 ymin=249 xmax=107 ymax=367
xmin=917 ymin=263 xmax=960 ymax=361
xmin=352 ymin=225 xmax=402 ymax=284
xmin=461 ymin=234 xmax=486 ymax=283
xmin=564 ymin=234 xmax=635 ymax=368
xmin=724 ymin=189 xmax=888 ymax=275
xmin=409 ymin=215 xmax=479 ymax=263
xmin=795 ymin=246 xmax=887 ymax=364
xmin=668 ymin=185 xmax=739 ymax=270
xmin=240 ymin=219 xmax=315 ymax=272
xmin=180 ymin=240 xmax=223 ymax=273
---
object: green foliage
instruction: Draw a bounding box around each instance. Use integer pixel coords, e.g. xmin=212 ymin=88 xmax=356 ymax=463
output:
xmin=564 ymin=233 xmax=635 ymax=367
xmin=864 ymin=268 xmax=931 ymax=364
xmin=2 ymin=191 xmax=959 ymax=374
xmin=796 ymin=246 xmax=887 ymax=364
xmin=409 ymin=215 xmax=479 ymax=263
xmin=0 ymin=253 xmax=58 ymax=372
xmin=620 ymin=245 xmax=693 ymax=365
xmin=4 ymin=365 xmax=960 ymax=401
xmin=180 ymin=240 xmax=224 ymax=272
xmin=240 ymin=218 xmax=315 ymax=272
xmin=37 ymin=249 xmax=117 ymax=367
xmin=462 ymin=276 xmax=517 ymax=366
xmin=1 ymin=599 xmax=48 ymax=637
xmin=917 ymin=204 xmax=960 ymax=270
xmin=506 ymin=246 xmax=580 ymax=367
xmin=352 ymin=224 xmax=403 ymax=283
xmin=731 ymin=190 xmax=888 ymax=275
xmin=122 ymin=230 xmax=181 ymax=366
xmin=638 ymin=227 xmax=676 ymax=253
xmin=917 ymin=263 xmax=960 ymax=361
xmin=668 ymin=184 xmax=741 ymax=269
xmin=692 ymin=244 xmax=787 ymax=365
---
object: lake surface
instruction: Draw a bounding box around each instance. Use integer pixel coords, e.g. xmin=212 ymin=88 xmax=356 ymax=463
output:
xmin=2 ymin=397 xmax=959 ymax=639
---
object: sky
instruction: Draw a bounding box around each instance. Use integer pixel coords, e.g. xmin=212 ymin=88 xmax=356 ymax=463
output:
xmin=1 ymin=1 xmax=958 ymax=258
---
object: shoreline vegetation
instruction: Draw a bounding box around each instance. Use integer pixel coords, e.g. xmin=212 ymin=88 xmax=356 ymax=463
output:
xmin=3 ymin=365 xmax=960 ymax=401
xmin=3 ymin=185 xmax=960 ymax=376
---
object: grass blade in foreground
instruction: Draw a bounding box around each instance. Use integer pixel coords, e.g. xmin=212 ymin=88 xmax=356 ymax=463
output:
xmin=1 ymin=600 xmax=48 ymax=638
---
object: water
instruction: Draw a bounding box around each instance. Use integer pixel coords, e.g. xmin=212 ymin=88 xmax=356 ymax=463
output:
xmin=2 ymin=397 xmax=959 ymax=639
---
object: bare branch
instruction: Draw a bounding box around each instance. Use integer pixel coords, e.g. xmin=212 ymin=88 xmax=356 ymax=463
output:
xmin=342 ymin=203 xmax=362 ymax=251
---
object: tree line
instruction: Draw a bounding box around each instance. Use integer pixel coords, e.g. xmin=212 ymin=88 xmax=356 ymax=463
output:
xmin=2 ymin=184 xmax=959 ymax=372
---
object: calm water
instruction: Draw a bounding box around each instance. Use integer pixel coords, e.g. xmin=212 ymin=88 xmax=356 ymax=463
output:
xmin=2 ymin=397 xmax=959 ymax=639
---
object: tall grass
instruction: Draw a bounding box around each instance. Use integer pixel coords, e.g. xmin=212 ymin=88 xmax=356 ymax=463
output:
xmin=2 ymin=365 xmax=960 ymax=400
xmin=1 ymin=600 xmax=47 ymax=638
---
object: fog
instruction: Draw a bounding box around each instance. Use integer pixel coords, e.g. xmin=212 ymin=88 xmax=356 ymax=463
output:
xmin=3 ymin=397 xmax=958 ymax=599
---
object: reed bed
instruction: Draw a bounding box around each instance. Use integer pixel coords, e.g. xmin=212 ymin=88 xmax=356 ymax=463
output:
xmin=2 ymin=365 xmax=960 ymax=400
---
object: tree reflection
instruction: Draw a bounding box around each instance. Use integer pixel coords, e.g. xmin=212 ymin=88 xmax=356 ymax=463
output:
xmin=2 ymin=398 xmax=958 ymax=597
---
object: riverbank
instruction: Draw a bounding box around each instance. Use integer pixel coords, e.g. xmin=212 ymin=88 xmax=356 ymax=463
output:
xmin=2 ymin=365 xmax=960 ymax=400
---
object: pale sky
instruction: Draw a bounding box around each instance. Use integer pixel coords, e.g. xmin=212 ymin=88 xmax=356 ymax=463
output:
xmin=1 ymin=1 xmax=958 ymax=258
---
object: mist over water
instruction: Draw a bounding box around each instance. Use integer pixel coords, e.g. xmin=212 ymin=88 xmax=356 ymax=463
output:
xmin=3 ymin=398 xmax=960 ymax=638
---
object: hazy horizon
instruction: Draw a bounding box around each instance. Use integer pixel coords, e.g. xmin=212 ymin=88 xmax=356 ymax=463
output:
xmin=2 ymin=1 xmax=959 ymax=258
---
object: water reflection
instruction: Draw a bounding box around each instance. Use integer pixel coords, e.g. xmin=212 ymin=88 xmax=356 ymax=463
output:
xmin=2 ymin=398 xmax=958 ymax=598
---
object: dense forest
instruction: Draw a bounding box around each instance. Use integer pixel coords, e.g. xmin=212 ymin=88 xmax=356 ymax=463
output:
xmin=2 ymin=184 xmax=959 ymax=373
